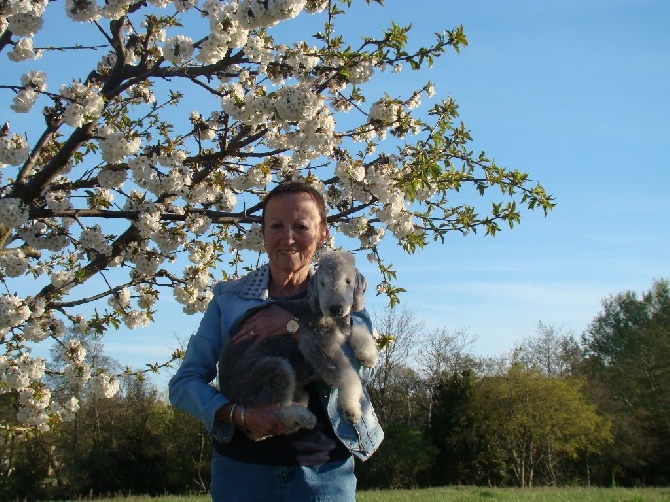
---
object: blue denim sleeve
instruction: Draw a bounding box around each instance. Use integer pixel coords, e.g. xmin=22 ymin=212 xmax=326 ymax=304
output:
xmin=168 ymin=284 xmax=234 ymax=442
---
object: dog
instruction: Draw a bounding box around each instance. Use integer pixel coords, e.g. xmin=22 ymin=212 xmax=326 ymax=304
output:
xmin=218 ymin=250 xmax=378 ymax=440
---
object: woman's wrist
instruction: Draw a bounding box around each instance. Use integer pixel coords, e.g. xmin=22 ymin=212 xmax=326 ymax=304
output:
xmin=216 ymin=402 xmax=238 ymax=424
xmin=216 ymin=402 xmax=247 ymax=430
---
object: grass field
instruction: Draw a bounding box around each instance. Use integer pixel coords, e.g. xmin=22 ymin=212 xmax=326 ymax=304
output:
xmin=85 ymin=486 xmax=670 ymax=502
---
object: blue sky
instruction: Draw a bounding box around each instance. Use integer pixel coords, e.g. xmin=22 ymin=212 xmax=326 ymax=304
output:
xmin=354 ymin=0 xmax=670 ymax=353
xmin=4 ymin=0 xmax=669 ymax=384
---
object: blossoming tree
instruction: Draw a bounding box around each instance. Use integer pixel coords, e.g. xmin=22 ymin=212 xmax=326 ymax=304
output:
xmin=0 ymin=0 xmax=554 ymax=433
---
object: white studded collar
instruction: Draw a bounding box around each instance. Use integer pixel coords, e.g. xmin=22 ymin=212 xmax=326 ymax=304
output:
xmin=239 ymin=264 xmax=271 ymax=300
xmin=237 ymin=263 xmax=317 ymax=300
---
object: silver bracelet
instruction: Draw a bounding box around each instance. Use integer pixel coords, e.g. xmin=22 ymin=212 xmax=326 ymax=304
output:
xmin=228 ymin=403 xmax=238 ymax=426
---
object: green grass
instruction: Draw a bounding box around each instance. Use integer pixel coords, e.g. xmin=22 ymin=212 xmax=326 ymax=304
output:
xmin=358 ymin=486 xmax=670 ymax=501
xmin=81 ymin=486 xmax=670 ymax=502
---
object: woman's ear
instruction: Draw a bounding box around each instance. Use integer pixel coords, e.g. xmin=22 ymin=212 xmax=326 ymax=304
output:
xmin=318 ymin=225 xmax=329 ymax=249
xmin=352 ymin=270 xmax=367 ymax=312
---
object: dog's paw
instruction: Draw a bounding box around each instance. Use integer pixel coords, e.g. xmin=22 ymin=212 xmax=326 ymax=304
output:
xmin=293 ymin=407 xmax=317 ymax=430
xmin=355 ymin=347 xmax=378 ymax=368
xmin=280 ymin=405 xmax=317 ymax=434
xmin=342 ymin=406 xmax=362 ymax=425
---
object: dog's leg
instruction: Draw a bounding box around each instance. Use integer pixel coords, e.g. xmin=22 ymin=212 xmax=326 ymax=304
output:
xmin=312 ymin=345 xmax=364 ymax=424
xmin=336 ymin=364 xmax=364 ymax=424
xmin=348 ymin=323 xmax=379 ymax=368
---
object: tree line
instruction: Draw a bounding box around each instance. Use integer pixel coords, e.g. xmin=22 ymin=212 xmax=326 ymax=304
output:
xmin=2 ymin=278 xmax=667 ymax=499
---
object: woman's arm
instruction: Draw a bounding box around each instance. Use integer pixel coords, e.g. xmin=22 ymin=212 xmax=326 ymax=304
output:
xmin=168 ymin=286 xmax=231 ymax=440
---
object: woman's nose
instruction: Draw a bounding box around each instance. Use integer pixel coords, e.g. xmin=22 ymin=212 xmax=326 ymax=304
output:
xmin=281 ymin=227 xmax=295 ymax=242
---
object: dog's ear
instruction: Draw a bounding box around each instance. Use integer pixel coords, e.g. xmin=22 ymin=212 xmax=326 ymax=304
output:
xmin=308 ymin=272 xmax=321 ymax=313
xmin=352 ymin=269 xmax=367 ymax=312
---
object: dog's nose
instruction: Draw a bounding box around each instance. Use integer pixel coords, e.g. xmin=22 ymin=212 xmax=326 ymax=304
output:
xmin=328 ymin=305 xmax=345 ymax=317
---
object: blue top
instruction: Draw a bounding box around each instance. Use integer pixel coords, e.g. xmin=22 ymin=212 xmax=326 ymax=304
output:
xmin=168 ymin=263 xmax=384 ymax=462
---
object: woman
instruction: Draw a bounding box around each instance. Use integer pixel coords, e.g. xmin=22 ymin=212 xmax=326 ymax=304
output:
xmin=169 ymin=181 xmax=384 ymax=501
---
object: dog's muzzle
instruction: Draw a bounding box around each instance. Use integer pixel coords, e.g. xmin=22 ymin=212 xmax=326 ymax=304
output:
xmin=328 ymin=305 xmax=347 ymax=317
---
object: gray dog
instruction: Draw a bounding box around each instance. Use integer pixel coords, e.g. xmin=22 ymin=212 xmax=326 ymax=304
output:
xmin=218 ymin=250 xmax=378 ymax=440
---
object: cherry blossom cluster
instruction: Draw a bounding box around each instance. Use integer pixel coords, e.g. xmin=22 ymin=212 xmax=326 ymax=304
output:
xmin=10 ymin=70 xmax=46 ymax=113
xmin=0 ymin=135 xmax=30 ymax=167
xmin=60 ymin=81 xmax=105 ymax=128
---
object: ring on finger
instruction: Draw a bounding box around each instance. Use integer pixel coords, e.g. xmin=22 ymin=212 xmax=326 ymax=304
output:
xmin=249 ymin=329 xmax=256 ymax=337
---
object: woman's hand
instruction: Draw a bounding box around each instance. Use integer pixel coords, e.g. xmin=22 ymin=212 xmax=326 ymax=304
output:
xmin=232 ymin=304 xmax=296 ymax=345
xmin=217 ymin=402 xmax=287 ymax=438
xmin=242 ymin=404 xmax=286 ymax=438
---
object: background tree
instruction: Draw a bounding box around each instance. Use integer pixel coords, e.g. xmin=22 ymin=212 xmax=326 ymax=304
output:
xmin=416 ymin=325 xmax=477 ymax=428
xmin=356 ymin=421 xmax=438 ymax=489
xmin=368 ymin=306 xmax=424 ymax=426
xmin=426 ymin=368 xmax=506 ymax=486
xmin=580 ymin=278 xmax=670 ymax=485
xmin=0 ymin=0 xmax=553 ymax=432
xmin=475 ymin=366 xmax=611 ymax=487
xmin=511 ymin=321 xmax=582 ymax=377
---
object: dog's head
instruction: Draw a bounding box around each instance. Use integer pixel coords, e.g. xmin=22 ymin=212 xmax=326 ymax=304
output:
xmin=308 ymin=251 xmax=366 ymax=318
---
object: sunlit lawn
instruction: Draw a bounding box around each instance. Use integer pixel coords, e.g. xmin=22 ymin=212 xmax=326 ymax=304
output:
xmin=85 ymin=486 xmax=670 ymax=502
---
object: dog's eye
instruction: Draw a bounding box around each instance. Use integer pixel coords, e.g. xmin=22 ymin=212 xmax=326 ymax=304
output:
xmin=345 ymin=278 xmax=352 ymax=285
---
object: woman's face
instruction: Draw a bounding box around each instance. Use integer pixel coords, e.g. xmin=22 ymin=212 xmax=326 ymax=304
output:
xmin=263 ymin=192 xmax=328 ymax=277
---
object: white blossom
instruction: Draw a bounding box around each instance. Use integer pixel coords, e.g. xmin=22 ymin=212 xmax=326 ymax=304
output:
xmin=65 ymin=0 xmax=100 ymax=22
xmin=217 ymin=190 xmax=237 ymax=211
xmin=163 ymin=35 xmax=195 ymax=65
xmin=109 ymin=287 xmax=131 ymax=310
xmin=60 ymin=81 xmax=104 ymax=128
xmin=0 ymin=294 xmax=31 ymax=330
xmin=173 ymin=0 xmax=198 ymax=12
xmin=0 ymin=199 xmax=29 ymax=233
xmin=137 ymin=285 xmax=158 ymax=309
xmin=185 ymin=213 xmax=212 ymax=235
xmin=369 ymin=98 xmax=400 ymax=126
xmin=273 ymin=84 xmax=323 ymax=122
xmin=63 ymin=339 xmax=87 ymax=365
xmin=100 ymin=0 xmax=134 ymax=20
xmin=11 ymin=87 xmax=38 ymax=113
xmin=335 ymin=159 xmax=365 ymax=183
xmin=45 ymin=190 xmax=73 ymax=211
xmin=238 ymin=0 xmax=306 ymax=29
xmin=0 ymin=134 xmax=30 ymax=166
xmin=0 ymin=248 xmax=29 ymax=277
xmin=80 ymin=225 xmax=113 ymax=256
xmin=7 ymin=12 xmax=44 ymax=36
xmin=98 ymin=126 xmax=141 ymax=164
xmin=188 ymin=241 xmax=215 ymax=264
xmin=64 ymin=362 xmax=91 ymax=385
xmin=90 ymin=372 xmax=120 ymax=398
xmin=71 ymin=315 xmax=89 ymax=334
xmin=51 ymin=270 xmax=76 ymax=292
xmin=135 ymin=211 xmax=162 ymax=238
xmin=7 ymin=37 xmax=42 ymax=62
xmin=129 ymin=251 xmax=162 ymax=276
xmin=50 ymin=396 xmax=80 ymax=422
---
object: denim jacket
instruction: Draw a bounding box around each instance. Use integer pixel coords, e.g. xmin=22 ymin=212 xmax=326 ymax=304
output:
xmin=168 ymin=264 xmax=384 ymax=462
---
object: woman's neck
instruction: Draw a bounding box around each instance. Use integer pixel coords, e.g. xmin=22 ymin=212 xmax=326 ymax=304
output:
xmin=268 ymin=269 xmax=309 ymax=298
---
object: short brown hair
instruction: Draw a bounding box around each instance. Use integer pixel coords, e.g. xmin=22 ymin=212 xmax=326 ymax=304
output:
xmin=261 ymin=181 xmax=328 ymax=229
